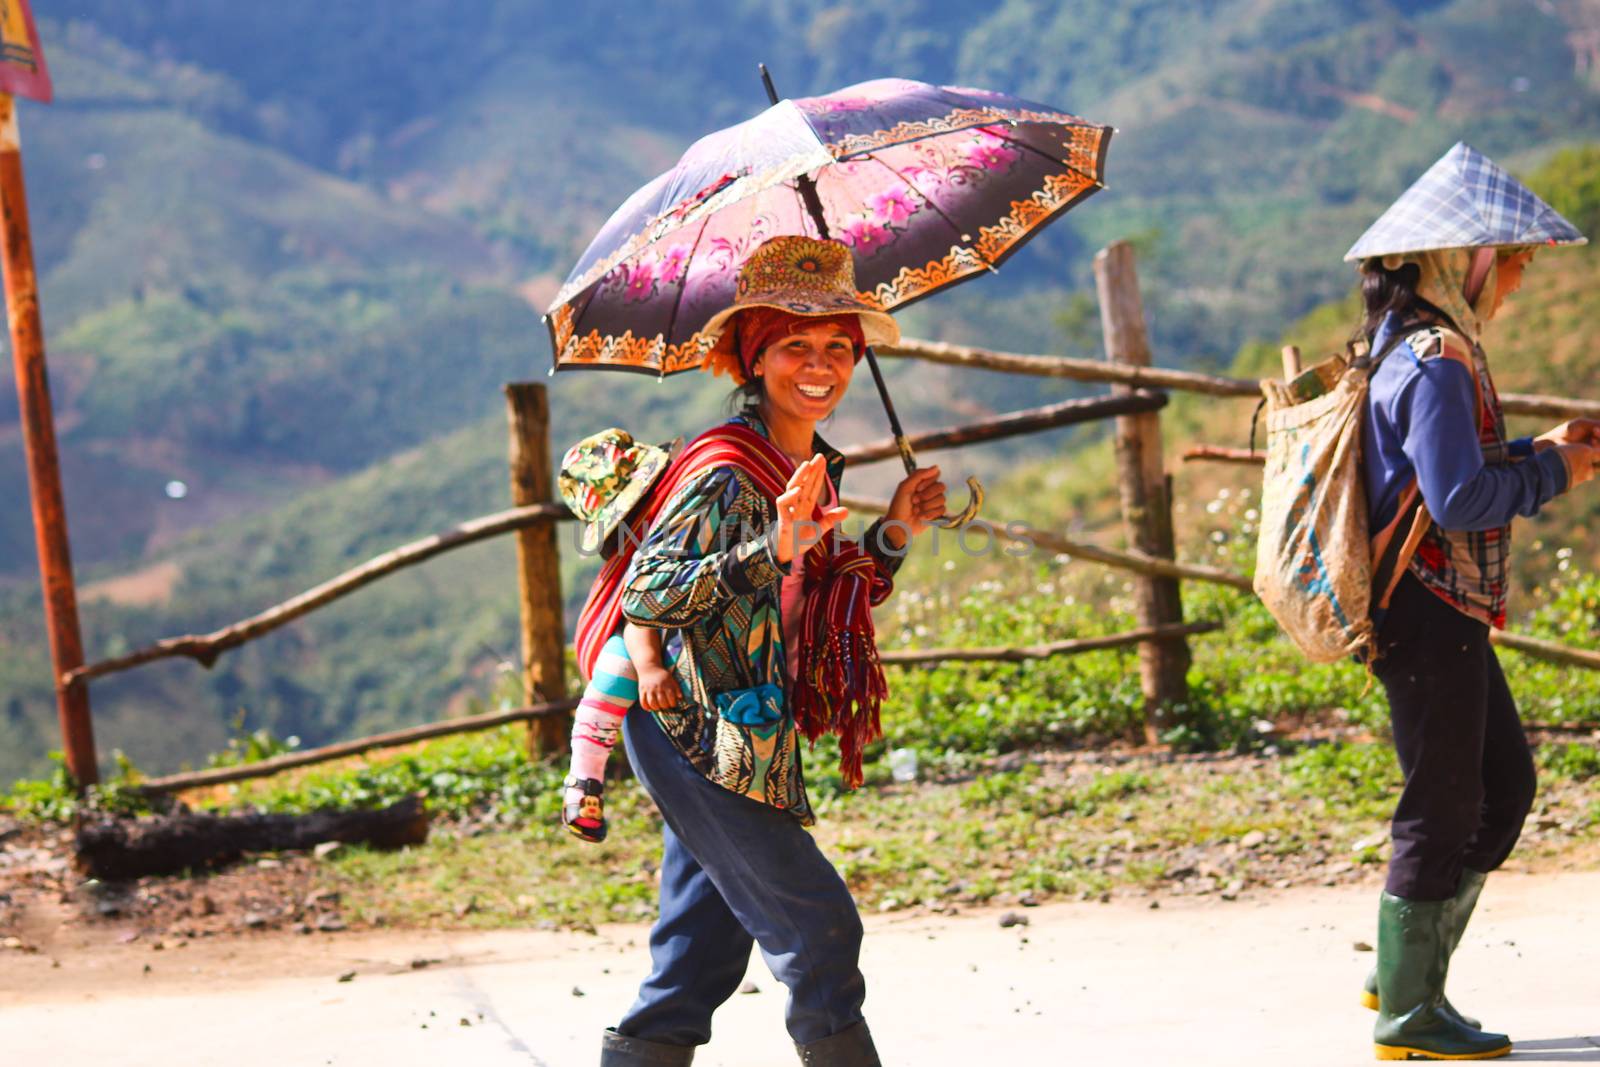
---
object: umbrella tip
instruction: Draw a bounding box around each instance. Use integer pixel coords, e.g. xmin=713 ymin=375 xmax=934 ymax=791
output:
xmin=759 ymin=63 xmax=780 ymax=106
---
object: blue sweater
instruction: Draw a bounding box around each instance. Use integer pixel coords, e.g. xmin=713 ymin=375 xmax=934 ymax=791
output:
xmin=1361 ymin=313 xmax=1568 ymax=534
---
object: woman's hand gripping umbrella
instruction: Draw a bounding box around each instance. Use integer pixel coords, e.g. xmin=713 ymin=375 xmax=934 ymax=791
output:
xmin=544 ymin=71 xmax=1114 ymax=527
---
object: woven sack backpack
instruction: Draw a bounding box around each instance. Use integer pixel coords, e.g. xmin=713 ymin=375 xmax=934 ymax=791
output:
xmin=1252 ymin=327 xmax=1439 ymax=662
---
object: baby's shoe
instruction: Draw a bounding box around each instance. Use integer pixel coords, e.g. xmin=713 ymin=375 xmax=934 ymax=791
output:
xmin=561 ymin=775 xmax=607 ymax=843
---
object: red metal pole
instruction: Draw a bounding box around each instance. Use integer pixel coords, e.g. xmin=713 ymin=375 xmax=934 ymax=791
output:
xmin=0 ymin=93 xmax=97 ymax=788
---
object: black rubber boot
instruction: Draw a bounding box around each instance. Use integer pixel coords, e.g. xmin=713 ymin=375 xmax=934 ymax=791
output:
xmin=1372 ymin=892 xmax=1509 ymax=1061
xmin=1363 ymin=869 xmax=1487 ymax=1029
xmin=795 ymin=1021 xmax=881 ymax=1066
xmin=600 ymin=1028 xmax=696 ymax=1065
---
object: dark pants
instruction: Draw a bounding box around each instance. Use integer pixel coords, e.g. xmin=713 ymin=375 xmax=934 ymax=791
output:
xmin=616 ymin=705 xmax=867 ymax=1047
xmin=1373 ymin=574 xmax=1537 ymax=900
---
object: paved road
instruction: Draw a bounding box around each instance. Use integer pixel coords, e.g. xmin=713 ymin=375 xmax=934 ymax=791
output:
xmin=4 ymin=871 xmax=1598 ymax=1065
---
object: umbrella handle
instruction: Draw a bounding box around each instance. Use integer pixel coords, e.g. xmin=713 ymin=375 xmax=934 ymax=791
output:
xmin=933 ymin=476 xmax=985 ymax=529
xmin=893 ymin=436 xmax=985 ymax=529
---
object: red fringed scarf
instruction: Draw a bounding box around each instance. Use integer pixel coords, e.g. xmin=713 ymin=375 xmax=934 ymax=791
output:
xmin=575 ymin=421 xmax=890 ymax=788
xmin=791 ymin=542 xmax=891 ymax=788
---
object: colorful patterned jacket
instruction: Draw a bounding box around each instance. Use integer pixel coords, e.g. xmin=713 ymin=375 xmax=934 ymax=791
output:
xmin=620 ymin=411 xmax=904 ymax=824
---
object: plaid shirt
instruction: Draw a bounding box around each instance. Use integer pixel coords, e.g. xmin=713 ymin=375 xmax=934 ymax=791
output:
xmin=1405 ymin=331 xmax=1512 ymax=628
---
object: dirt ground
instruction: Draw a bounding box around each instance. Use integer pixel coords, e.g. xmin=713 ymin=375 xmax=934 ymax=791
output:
xmin=4 ymin=763 xmax=1599 ymax=1066
xmin=4 ymin=870 xmax=1599 ymax=1066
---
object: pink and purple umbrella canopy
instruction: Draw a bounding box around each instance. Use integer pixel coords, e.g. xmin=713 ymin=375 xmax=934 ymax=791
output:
xmin=547 ymin=77 xmax=1113 ymax=377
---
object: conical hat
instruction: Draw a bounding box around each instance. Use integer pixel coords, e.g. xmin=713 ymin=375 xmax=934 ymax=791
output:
xmin=1344 ymin=142 xmax=1587 ymax=262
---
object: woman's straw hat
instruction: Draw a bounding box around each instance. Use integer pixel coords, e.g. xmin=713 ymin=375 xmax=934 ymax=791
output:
xmin=702 ymin=236 xmax=899 ymax=380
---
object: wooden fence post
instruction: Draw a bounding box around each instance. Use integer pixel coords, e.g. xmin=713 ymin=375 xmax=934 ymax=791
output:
xmin=1093 ymin=241 xmax=1192 ymax=744
xmin=505 ymin=383 xmax=569 ymax=757
xmin=0 ymin=95 xmax=97 ymax=788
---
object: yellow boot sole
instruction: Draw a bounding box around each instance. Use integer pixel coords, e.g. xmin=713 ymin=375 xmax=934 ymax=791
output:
xmin=1373 ymin=1042 xmax=1510 ymax=1061
xmin=1361 ymin=990 xmax=1381 ymax=1011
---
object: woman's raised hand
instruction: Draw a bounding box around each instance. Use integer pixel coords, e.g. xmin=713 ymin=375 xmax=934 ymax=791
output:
xmin=773 ymin=454 xmax=849 ymax=564
xmin=880 ymin=466 xmax=947 ymax=549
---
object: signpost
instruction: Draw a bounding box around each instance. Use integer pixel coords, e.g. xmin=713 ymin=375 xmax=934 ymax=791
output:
xmin=0 ymin=3 xmax=94 ymax=786
xmin=0 ymin=0 xmax=48 ymax=102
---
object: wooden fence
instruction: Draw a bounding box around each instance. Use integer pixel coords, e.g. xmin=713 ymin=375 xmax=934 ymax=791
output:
xmin=47 ymin=240 xmax=1600 ymax=793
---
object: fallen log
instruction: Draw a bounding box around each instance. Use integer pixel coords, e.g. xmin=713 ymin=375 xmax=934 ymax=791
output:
xmin=74 ymin=795 xmax=430 ymax=881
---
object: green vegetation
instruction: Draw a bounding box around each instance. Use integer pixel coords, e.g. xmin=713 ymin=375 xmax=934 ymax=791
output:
xmin=12 ymin=721 xmax=1598 ymax=926
xmin=4 ymin=750 xmax=153 ymax=822
xmin=1532 ymin=144 xmax=1600 ymax=241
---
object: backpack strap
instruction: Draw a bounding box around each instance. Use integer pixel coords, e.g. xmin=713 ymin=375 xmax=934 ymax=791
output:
xmin=1371 ymin=484 xmax=1429 ymax=612
xmin=1356 ymin=319 xmax=1432 ymax=374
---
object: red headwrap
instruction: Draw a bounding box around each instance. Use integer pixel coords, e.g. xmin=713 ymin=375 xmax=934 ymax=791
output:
xmin=735 ymin=309 xmax=865 ymax=381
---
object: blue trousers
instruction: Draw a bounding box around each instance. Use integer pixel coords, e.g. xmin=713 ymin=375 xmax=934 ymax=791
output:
xmin=616 ymin=705 xmax=867 ymax=1047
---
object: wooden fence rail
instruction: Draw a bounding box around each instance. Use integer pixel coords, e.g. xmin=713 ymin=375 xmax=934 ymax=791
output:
xmin=880 ymin=338 xmax=1600 ymax=421
xmin=63 ymin=503 xmax=569 ymax=687
xmin=879 ymin=622 xmax=1220 ymax=666
xmin=1182 ymin=445 xmax=1265 ymax=466
xmin=64 ymin=399 xmax=1161 ymax=691
xmin=840 ymin=495 xmax=1257 ymax=593
xmin=879 ymin=338 xmax=1261 ymax=397
xmin=846 ymin=493 xmax=1600 ymax=672
xmin=840 ymin=391 xmax=1166 ymax=466
xmin=132 ymin=698 xmax=582 ymax=796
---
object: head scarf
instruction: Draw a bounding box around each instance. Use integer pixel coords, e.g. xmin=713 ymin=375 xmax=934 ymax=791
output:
xmin=1375 ymin=246 xmax=1528 ymax=344
xmin=734 ymin=308 xmax=865 ymax=382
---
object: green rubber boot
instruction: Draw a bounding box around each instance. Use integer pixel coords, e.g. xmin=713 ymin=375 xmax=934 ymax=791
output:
xmin=1363 ymin=869 xmax=1487 ymax=1029
xmin=1372 ymin=891 xmax=1510 ymax=1061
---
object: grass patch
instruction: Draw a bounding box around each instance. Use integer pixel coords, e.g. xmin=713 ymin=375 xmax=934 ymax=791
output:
xmin=9 ymin=727 xmax=1600 ymax=929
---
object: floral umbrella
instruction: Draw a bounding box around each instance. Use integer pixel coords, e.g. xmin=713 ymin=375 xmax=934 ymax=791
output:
xmin=547 ymin=75 xmax=1112 ymax=526
xmin=546 ymin=76 xmax=1112 ymax=376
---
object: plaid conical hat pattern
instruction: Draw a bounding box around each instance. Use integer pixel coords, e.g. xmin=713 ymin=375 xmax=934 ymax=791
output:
xmin=1344 ymin=142 xmax=1587 ymax=262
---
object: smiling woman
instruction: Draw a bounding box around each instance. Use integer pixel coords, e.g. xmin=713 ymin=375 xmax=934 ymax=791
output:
xmin=573 ymin=236 xmax=947 ymax=1066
